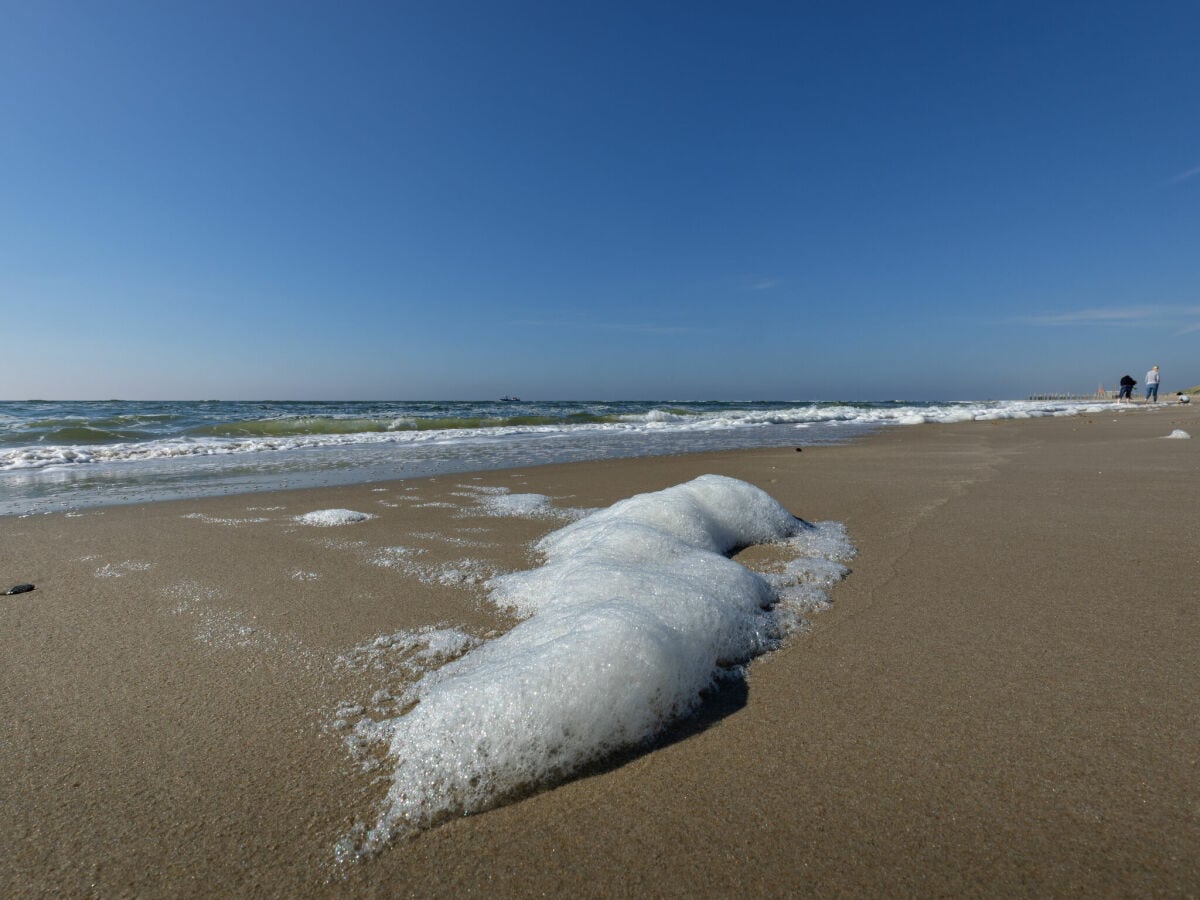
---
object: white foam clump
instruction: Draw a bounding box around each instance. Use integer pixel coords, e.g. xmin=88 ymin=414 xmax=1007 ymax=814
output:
xmin=1165 ymin=430 xmax=1190 ymax=439
xmin=357 ymin=474 xmax=853 ymax=852
xmin=295 ymin=509 xmax=375 ymax=526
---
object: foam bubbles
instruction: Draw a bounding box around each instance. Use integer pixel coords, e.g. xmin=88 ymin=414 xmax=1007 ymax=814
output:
xmin=295 ymin=509 xmax=375 ymax=526
xmin=369 ymin=546 xmax=496 ymax=587
xmin=452 ymin=484 xmax=586 ymax=520
xmin=182 ymin=512 xmax=270 ymax=527
xmin=476 ymin=492 xmax=556 ymax=517
xmin=1165 ymin=430 xmax=1190 ymax=439
xmin=337 ymin=626 xmax=483 ymax=677
xmin=349 ymin=475 xmax=853 ymax=854
xmin=95 ymin=559 xmax=153 ymax=578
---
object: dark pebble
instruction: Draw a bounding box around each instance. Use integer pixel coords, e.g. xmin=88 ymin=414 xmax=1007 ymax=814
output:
xmin=5 ymin=583 xmax=35 ymax=595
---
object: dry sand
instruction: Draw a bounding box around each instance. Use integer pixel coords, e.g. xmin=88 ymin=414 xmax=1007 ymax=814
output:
xmin=3 ymin=405 xmax=1198 ymax=897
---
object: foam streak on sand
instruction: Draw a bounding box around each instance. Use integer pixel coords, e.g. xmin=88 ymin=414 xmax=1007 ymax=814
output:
xmin=350 ymin=475 xmax=853 ymax=854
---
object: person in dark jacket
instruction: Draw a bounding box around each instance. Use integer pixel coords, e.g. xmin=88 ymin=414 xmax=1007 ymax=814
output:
xmin=1118 ymin=374 xmax=1136 ymax=403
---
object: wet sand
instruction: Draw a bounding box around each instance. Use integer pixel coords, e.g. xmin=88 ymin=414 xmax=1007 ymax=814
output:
xmin=3 ymin=404 xmax=1198 ymax=897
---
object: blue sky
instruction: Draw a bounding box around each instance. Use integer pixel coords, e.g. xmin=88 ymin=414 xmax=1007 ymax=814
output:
xmin=2 ymin=1 xmax=1197 ymax=400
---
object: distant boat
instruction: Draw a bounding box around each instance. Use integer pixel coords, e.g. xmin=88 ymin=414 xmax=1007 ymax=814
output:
xmin=499 ymin=395 xmax=521 ymax=402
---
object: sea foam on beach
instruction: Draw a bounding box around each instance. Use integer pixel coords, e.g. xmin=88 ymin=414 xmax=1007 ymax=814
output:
xmin=295 ymin=509 xmax=375 ymax=526
xmin=345 ymin=475 xmax=853 ymax=855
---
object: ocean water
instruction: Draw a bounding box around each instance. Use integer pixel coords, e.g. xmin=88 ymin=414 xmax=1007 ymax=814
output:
xmin=0 ymin=398 xmax=1119 ymax=516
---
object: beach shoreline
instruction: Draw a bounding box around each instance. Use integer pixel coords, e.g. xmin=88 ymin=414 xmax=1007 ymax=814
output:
xmin=0 ymin=397 xmax=1127 ymax=518
xmin=4 ymin=404 xmax=1199 ymax=896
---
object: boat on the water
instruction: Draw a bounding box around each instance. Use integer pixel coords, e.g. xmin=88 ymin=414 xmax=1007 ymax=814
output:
xmin=499 ymin=395 xmax=521 ymax=401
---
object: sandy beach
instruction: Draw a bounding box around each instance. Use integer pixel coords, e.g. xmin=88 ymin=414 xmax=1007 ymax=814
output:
xmin=4 ymin=405 xmax=1198 ymax=897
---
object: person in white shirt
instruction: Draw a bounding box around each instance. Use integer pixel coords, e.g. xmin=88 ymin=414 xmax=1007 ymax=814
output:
xmin=1145 ymin=366 xmax=1160 ymax=403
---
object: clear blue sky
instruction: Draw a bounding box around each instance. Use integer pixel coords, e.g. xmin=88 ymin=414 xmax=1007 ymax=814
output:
xmin=3 ymin=1 xmax=1197 ymax=400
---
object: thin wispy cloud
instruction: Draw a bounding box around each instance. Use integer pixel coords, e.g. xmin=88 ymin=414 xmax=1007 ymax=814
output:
xmin=1168 ymin=162 xmax=1200 ymax=185
xmin=1016 ymin=307 xmax=1155 ymax=326
xmin=516 ymin=318 xmax=714 ymax=335
xmin=597 ymin=322 xmax=715 ymax=335
xmin=1015 ymin=305 xmax=1200 ymax=332
xmin=742 ymin=277 xmax=780 ymax=292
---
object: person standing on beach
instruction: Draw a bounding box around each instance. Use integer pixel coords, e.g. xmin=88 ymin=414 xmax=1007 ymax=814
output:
xmin=1118 ymin=374 xmax=1136 ymax=403
xmin=1146 ymin=366 xmax=1161 ymax=403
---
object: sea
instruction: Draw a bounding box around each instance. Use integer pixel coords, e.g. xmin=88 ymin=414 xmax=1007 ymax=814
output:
xmin=0 ymin=397 xmax=1118 ymax=517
